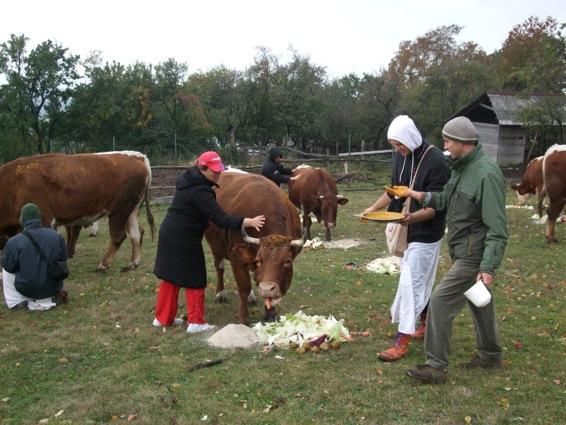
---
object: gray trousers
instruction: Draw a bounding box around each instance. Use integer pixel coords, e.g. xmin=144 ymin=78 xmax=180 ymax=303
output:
xmin=424 ymin=258 xmax=502 ymax=370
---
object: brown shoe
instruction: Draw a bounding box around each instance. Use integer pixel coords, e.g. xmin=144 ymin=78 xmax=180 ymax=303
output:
xmin=378 ymin=333 xmax=411 ymax=362
xmin=406 ymin=364 xmax=447 ymax=384
xmin=460 ymin=354 xmax=502 ymax=369
xmin=411 ymin=321 xmax=426 ymax=339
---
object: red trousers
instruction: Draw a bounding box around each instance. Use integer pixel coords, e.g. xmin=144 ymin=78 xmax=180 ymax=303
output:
xmin=155 ymin=280 xmax=206 ymax=325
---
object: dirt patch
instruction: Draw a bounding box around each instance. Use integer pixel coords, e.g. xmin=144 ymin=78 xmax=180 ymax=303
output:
xmin=207 ymin=324 xmax=259 ymax=349
xmin=323 ymin=238 xmax=363 ymax=249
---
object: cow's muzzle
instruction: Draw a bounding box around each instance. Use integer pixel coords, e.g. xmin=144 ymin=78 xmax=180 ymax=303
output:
xmin=259 ymin=282 xmax=282 ymax=299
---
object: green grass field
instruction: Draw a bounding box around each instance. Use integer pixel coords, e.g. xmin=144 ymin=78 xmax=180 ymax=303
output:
xmin=1 ymin=175 xmax=565 ymax=425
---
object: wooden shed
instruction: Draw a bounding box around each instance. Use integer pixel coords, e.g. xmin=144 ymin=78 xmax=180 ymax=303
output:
xmin=451 ymin=92 xmax=557 ymax=166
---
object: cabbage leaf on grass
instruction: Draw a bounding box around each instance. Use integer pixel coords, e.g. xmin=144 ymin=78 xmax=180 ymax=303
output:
xmin=253 ymin=311 xmax=350 ymax=348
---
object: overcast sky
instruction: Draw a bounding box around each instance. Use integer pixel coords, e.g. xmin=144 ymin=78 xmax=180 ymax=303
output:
xmin=2 ymin=0 xmax=564 ymax=78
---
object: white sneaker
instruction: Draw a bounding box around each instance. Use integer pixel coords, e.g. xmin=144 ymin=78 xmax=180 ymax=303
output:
xmin=186 ymin=323 xmax=216 ymax=333
xmin=152 ymin=317 xmax=184 ymax=327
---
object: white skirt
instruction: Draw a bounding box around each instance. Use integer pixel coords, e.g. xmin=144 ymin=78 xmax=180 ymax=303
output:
xmin=2 ymin=269 xmax=56 ymax=310
xmin=390 ymin=240 xmax=441 ymax=334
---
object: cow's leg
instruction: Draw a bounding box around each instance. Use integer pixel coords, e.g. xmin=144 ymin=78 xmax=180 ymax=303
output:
xmin=231 ymin=263 xmax=253 ymax=325
xmin=303 ymin=213 xmax=312 ymax=240
xmin=65 ymin=225 xmax=82 ymax=258
xmin=214 ymin=258 xmax=228 ymax=303
xmin=325 ymin=226 xmax=332 ymax=242
xmin=96 ymin=215 xmax=129 ymax=272
xmin=247 ymin=289 xmax=257 ymax=305
xmin=546 ymin=199 xmax=565 ymax=243
xmin=121 ymin=210 xmax=144 ymax=272
xmin=537 ymin=190 xmax=546 ymax=219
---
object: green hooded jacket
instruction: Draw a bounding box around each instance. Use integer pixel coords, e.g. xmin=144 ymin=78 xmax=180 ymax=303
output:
xmin=424 ymin=145 xmax=508 ymax=275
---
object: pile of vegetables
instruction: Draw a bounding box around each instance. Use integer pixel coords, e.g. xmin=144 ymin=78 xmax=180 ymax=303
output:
xmin=366 ymin=257 xmax=400 ymax=275
xmin=253 ymin=311 xmax=351 ymax=352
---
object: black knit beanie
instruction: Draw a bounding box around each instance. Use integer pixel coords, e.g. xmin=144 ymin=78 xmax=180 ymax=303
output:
xmin=19 ymin=203 xmax=42 ymax=226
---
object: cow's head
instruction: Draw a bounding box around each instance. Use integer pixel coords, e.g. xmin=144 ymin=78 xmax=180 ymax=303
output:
xmin=234 ymin=230 xmax=305 ymax=309
xmin=510 ymin=181 xmax=532 ymax=205
xmin=317 ymin=194 xmax=348 ymax=228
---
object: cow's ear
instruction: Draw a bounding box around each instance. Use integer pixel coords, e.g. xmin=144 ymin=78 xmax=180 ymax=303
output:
xmin=232 ymin=243 xmax=256 ymax=263
xmin=337 ymin=197 xmax=349 ymax=205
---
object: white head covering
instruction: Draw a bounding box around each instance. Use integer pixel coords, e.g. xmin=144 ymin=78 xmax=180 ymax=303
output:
xmin=387 ymin=115 xmax=422 ymax=152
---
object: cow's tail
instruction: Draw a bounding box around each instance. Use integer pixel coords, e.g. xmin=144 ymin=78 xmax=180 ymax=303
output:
xmin=142 ymin=155 xmax=156 ymax=241
xmin=144 ymin=182 xmax=155 ymax=241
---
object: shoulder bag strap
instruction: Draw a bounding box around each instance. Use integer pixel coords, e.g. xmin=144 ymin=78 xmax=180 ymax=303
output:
xmin=404 ymin=145 xmax=434 ymax=213
xmin=23 ymin=231 xmax=49 ymax=263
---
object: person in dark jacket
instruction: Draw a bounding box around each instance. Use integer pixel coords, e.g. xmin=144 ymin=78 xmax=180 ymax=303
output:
xmin=2 ymin=203 xmax=68 ymax=310
xmin=261 ymin=147 xmax=292 ymax=186
xmin=361 ymin=115 xmax=450 ymax=361
xmin=153 ymin=151 xmax=265 ymax=333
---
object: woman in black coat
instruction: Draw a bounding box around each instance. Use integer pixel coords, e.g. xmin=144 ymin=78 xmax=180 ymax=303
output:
xmin=261 ymin=147 xmax=292 ymax=186
xmin=153 ymin=151 xmax=265 ymax=333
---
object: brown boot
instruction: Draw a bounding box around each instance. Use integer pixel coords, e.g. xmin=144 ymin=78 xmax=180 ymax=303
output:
xmin=412 ymin=318 xmax=426 ymax=340
xmin=378 ymin=333 xmax=411 ymax=362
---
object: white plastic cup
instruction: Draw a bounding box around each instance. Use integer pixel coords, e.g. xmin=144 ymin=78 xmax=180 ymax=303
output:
xmin=464 ymin=280 xmax=492 ymax=308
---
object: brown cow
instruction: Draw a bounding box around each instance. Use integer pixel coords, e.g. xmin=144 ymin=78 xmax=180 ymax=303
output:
xmin=542 ymin=145 xmax=566 ymax=243
xmin=0 ymin=151 xmax=155 ymax=271
xmin=204 ymin=171 xmax=305 ymax=324
xmin=288 ymin=165 xmax=348 ymax=241
xmin=510 ymin=156 xmax=546 ymax=217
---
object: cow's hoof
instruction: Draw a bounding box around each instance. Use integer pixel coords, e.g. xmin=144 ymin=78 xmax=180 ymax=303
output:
xmin=95 ymin=267 xmax=107 ymax=273
xmin=546 ymin=237 xmax=558 ymax=244
xmin=120 ymin=263 xmax=139 ymax=272
xmin=263 ymin=307 xmax=279 ymax=322
xmin=215 ymin=291 xmax=228 ymax=303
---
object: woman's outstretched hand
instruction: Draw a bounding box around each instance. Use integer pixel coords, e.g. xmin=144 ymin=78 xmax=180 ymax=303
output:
xmin=244 ymin=215 xmax=265 ymax=231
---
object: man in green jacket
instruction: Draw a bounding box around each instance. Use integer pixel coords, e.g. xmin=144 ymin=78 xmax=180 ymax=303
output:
xmin=391 ymin=116 xmax=508 ymax=384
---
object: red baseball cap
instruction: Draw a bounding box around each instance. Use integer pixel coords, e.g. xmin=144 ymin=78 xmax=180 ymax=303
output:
xmin=197 ymin=151 xmax=225 ymax=173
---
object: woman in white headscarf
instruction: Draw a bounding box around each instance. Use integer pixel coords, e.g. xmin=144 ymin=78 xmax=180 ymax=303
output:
xmin=362 ymin=115 xmax=450 ymax=361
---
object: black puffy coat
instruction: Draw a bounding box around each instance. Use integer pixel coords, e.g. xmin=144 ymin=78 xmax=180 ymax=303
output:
xmin=261 ymin=147 xmax=292 ymax=186
xmin=2 ymin=220 xmax=67 ymax=299
xmin=154 ymin=167 xmax=244 ymax=288
xmin=388 ymin=141 xmax=451 ymax=243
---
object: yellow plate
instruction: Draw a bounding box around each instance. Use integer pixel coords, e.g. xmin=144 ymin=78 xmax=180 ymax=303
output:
xmin=361 ymin=211 xmax=405 ymax=223
xmin=383 ymin=185 xmax=410 ymax=197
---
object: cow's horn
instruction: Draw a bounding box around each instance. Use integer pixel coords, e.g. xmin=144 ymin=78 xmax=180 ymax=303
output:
xmin=290 ymin=231 xmax=307 ymax=248
xmin=336 ymin=194 xmax=344 ymax=200
xmin=510 ymin=182 xmax=521 ymax=190
xmin=241 ymin=226 xmax=260 ymax=245
xmin=290 ymin=237 xmax=305 ymax=247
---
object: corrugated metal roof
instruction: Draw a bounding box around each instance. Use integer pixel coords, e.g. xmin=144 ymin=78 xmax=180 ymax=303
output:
xmin=451 ymin=92 xmax=566 ymax=126
xmin=487 ymin=93 xmax=540 ymax=126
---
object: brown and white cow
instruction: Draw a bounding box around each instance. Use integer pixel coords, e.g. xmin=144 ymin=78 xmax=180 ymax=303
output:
xmin=510 ymin=156 xmax=546 ymax=217
xmin=0 ymin=151 xmax=155 ymax=271
xmin=288 ymin=165 xmax=348 ymax=241
xmin=542 ymin=145 xmax=566 ymax=243
xmin=204 ymin=172 xmax=305 ymax=324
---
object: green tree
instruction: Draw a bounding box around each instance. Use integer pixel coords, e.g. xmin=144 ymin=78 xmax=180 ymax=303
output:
xmin=0 ymin=34 xmax=79 ymax=154
xmin=498 ymin=16 xmax=565 ymax=92
xmin=388 ymin=25 xmax=494 ymax=142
